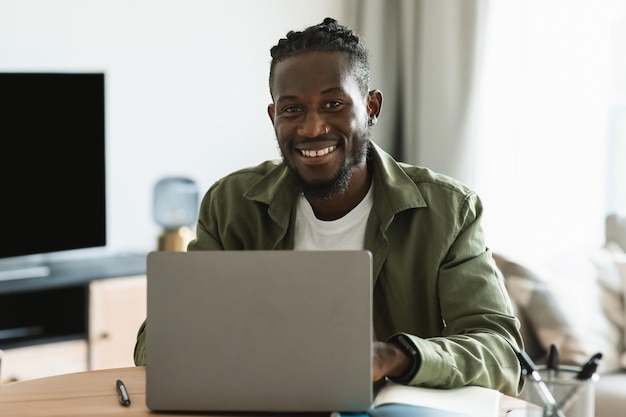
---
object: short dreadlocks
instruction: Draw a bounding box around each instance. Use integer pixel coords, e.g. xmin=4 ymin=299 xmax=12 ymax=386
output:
xmin=268 ymin=17 xmax=371 ymax=98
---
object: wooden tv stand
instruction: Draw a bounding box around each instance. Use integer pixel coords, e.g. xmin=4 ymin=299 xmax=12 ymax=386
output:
xmin=0 ymin=253 xmax=147 ymax=383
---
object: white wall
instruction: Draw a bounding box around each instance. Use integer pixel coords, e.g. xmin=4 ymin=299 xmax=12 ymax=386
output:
xmin=0 ymin=0 xmax=350 ymax=254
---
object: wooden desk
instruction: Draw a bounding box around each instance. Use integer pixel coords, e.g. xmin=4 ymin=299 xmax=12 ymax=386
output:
xmin=0 ymin=366 xmax=528 ymax=417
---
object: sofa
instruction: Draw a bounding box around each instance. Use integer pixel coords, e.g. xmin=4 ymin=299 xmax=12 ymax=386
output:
xmin=494 ymin=213 xmax=626 ymax=417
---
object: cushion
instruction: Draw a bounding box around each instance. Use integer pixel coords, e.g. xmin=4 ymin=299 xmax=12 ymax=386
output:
xmin=606 ymin=213 xmax=626 ymax=252
xmin=605 ymin=212 xmax=626 ymax=368
xmin=495 ymin=249 xmax=624 ymax=374
xmin=590 ymin=247 xmax=626 ymax=369
xmin=614 ymin=258 xmax=626 ymax=368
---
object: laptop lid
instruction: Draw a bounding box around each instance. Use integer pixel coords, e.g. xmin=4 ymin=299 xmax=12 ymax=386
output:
xmin=145 ymin=250 xmax=373 ymax=413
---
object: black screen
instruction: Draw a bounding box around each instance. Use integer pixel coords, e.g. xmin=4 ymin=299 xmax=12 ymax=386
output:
xmin=0 ymin=73 xmax=106 ymax=259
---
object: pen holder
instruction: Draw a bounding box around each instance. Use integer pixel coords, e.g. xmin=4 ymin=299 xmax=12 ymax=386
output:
xmin=524 ymin=365 xmax=598 ymax=417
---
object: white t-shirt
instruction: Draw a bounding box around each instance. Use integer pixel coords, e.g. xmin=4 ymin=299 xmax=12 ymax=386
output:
xmin=293 ymin=184 xmax=374 ymax=250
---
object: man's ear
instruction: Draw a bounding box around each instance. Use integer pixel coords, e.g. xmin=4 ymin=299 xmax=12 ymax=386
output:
xmin=267 ymin=103 xmax=276 ymax=124
xmin=367 ymin=90 xmax=383 ymax=125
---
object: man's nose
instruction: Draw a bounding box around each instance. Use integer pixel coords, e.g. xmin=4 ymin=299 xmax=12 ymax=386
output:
xmin=297 ymin=111 xmax=328 ymax=138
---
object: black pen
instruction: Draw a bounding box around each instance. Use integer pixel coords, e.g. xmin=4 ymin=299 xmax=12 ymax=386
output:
xmin=515 ymin=350 xmax=565 ymax=417
xmin=557 ymin=352 xmax=602 ymax=413
xmin=117 ymin=379 xmax=131 ymax=407
xmin=576 ymin=352 xmax=602 ymax=380
xmin=547 ymin=344 xmax=559 ymax=378
xmin=546 ymin=344 xmax=559 ymax=390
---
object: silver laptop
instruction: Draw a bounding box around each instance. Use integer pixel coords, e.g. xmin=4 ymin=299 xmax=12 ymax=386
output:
xmin=145 ymin=250 xmax=373 ymax=413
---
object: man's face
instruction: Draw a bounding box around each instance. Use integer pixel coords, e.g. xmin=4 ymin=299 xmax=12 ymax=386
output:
xmin=268 ymin=51 xmax=375 ymax=201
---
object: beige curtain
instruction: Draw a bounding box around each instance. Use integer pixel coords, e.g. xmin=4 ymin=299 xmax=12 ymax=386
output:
xmin=346 ymin=0 xmax=489 ymax=186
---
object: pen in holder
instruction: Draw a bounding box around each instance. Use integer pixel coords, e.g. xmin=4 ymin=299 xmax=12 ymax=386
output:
xmin=524 ymin=364 xmax=598 ymax=417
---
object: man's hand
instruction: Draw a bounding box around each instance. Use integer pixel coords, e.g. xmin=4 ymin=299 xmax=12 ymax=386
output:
xmin=372 ymin=341 xmax=412 ymax=381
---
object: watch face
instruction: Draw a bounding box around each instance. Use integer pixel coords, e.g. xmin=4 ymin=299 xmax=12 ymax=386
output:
xmin=153 ymin=177 xmax=199 ymax=229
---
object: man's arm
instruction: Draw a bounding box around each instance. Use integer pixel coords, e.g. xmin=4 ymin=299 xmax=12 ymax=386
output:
xmin=134 ymin=319 xmax=147 ymax=366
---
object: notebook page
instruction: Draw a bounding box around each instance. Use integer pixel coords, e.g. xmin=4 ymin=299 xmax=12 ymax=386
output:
xmin=372 ymin=382 xmax=501 ymax=417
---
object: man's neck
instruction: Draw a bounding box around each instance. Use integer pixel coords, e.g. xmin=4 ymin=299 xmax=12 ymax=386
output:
xmin=306 ymin=165 xmax=372 ymax=221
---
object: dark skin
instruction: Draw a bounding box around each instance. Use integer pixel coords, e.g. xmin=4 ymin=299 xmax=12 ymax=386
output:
xmin=267 ymin=51 xmax=411 ymax=381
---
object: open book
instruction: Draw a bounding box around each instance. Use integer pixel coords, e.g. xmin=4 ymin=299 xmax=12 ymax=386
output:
xmin=367 ymin=381 xmax=501 ymax=417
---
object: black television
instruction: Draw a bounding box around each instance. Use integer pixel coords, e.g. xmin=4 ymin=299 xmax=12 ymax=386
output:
xmin=0 ymin=72 xmax=106 ymax=280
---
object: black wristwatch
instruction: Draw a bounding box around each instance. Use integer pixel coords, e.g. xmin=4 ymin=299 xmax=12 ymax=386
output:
xmin=388 ymin=333 xmax=421 ymax=383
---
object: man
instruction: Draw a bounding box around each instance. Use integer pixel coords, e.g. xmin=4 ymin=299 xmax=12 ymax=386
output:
xmin=135 ymin=17 xmax=524 ymax=396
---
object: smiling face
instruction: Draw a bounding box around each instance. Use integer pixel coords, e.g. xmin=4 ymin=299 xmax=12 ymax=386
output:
xmin=268 ymin=51 xmax=381 ymax=203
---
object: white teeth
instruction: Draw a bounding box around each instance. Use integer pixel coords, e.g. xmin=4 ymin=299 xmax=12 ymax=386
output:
xmin=301 ymin=145 xmax=336 ymax=158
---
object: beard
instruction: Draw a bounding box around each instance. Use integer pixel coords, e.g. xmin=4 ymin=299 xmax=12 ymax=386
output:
xmin=286 ymin=132 xmax=371 ymax=203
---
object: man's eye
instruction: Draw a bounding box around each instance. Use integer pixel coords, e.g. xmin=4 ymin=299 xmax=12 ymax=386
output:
xmin=324 ymin=101 xmax=342 ymax=109
xmin=283 ymin=106 xmax=301 ymax=113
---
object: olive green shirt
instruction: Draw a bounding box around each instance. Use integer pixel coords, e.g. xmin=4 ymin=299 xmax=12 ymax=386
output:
xmin=134 ymin=141 xmax=524 ymax=396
